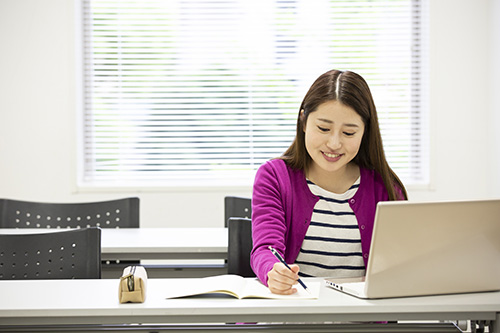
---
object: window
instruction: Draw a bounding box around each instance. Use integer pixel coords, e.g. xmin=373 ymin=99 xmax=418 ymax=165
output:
xmin=80 ymin=0 xmax=428 ymax=188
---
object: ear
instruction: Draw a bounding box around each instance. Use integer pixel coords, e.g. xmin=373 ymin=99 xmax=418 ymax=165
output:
xmin=300 ymin=109 xmax=306 ymax=132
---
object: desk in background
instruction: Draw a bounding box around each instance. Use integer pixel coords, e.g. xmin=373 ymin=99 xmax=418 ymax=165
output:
xmin=0 ymin=278 xmax=498 ymax=332
xmin=102 ymin=227 xmax=228 ymax=278
xmin=99 ymin=227 xmax=227 ymax=260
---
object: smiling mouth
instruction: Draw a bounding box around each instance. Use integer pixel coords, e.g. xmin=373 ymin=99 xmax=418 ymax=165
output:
xmin=323 ymin=152 xmax=342 ymax=158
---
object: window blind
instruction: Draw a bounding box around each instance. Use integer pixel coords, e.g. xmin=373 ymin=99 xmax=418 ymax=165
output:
xmin=81 ymin=0 xmax=428 ymax=187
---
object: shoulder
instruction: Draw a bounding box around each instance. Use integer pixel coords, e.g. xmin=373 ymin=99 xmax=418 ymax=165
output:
xmin=257 ymin=158 xmax=286 ymax=172
xmin=359 ymin=167 xmax=384 ymax=187
xmin=359 ymin=167 xmax=405 ymax=201
xmin=254 ymin=159 xmax=306 ymax=196
xmin=254 ymin=159 xmax=287 ymax=192
xmin=358 ymin=167 xmax=389 ymax=200
xmin=256 ymin=159 xmax=300 ymax=181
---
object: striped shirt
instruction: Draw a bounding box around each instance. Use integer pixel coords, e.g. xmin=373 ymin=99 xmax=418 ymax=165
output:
xmin=295 ymin=178 xmax=366 ymax=278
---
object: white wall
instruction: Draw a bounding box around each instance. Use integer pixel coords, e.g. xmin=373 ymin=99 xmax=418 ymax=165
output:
xmin=410 ymin=0 xmax=496 ymax=202
xmin=0 ymin=0 xmax=499 ymax=228
xmin=491 ymin=0 xmax=500 ymax=197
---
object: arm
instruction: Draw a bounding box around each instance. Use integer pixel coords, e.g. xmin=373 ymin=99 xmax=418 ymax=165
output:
xmin=250 ymin=163 xmax=286 ymax=285
xmin=251 ymin=160 xmax=305 ymax=294
xmin=250 ymin=161 xmax=289 ymax=285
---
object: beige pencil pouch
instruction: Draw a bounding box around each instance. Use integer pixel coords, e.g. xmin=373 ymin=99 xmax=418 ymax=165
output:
xmin=119 ymin=265 xmax=148 ymax=303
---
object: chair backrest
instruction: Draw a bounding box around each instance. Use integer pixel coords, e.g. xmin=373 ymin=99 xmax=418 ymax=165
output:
xmin=0 ymin=227 xmax=101 ymax=280
xmin=227 ymin=217 xmax=255 ymax=277
xmin=0 ymin=197 xmax=139 ymax=229
xmin=224 ymin=196 xmax=251 ymax=228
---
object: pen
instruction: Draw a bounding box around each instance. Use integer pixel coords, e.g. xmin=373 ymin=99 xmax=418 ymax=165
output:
xmin=268 ymin=246 xmax=310 ymax=293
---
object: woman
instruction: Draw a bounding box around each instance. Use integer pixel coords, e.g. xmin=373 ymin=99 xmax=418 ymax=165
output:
xmin=251 ymin=69 xmax=407 ymax=295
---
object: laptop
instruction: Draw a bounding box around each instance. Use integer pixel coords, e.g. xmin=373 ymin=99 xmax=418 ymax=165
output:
xmin=325 ymin=199 xmax=500 ymax=299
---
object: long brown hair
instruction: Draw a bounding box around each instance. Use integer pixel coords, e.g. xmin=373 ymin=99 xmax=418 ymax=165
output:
xmin=281 ymin=69 xmax=407 ymax=200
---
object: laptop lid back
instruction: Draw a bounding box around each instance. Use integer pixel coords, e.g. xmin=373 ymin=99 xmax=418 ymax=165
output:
xmin=364 ymin=199 xmax=500 ymax=298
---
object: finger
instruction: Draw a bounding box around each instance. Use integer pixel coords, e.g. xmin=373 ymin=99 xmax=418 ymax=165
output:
xmin=267 ymin=273 xmax=297 ymax=294
xmin=268 ymin=284 xmax=297 ymax=295
xmin=268 ymin=274 xmax=296 ymax=290
xmin=268 ymin=269 xmax=293 ymax=287
xmin=289 ymin=264 xmax=300 ymax=275
xmin=273 ymin=262 xmax=299 ymax=279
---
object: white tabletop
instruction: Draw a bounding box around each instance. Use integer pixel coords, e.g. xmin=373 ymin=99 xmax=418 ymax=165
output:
xmin=100 ymin=228 xmax=228 ymax=260
xmin=0 ymin=227 xmax=228 ymax=260
xmin=0 ymin=277 xmax=499 ymax=328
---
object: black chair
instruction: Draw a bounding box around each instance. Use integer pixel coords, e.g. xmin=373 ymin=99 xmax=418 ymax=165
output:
xmin=224 ymin=196 xmax=251 ymax=227
xmin=227 ymin=217 xmax=255 ymax=277
xmin=0 ymin=197 xmax=139 ymax=269
xmin=0 ymin=197 xmax=139 ymax=229
xmin=0 ymin=227 xmax=101 ymax=280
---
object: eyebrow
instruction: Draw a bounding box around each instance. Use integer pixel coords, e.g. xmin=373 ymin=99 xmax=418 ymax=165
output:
xmin=317 ymin=118 xmax=360 ymax=128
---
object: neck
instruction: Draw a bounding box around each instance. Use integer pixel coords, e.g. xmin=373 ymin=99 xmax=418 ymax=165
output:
xmin=306 ymin=163 xmax=360 ymax=194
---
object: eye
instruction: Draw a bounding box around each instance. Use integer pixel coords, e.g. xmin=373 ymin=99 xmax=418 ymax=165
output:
xmin=343 ymin=132 xmax=356 ymax=136
xmin=318 ymin=126 xmax=329 ymax=132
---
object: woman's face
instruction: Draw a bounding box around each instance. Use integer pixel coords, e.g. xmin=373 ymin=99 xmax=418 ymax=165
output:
xmin=303 ymin=100 xmax=365 ymax=178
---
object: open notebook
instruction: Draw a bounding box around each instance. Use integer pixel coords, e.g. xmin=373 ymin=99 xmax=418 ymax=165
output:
xmin=165 ymin=274 xmax=320 ymax=299
xmin=325 ymin=199 xmax=500 ymax=299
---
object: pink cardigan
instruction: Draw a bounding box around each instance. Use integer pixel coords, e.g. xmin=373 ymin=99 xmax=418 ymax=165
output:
xmin=250 ymin=158 xmax=402 ymax=285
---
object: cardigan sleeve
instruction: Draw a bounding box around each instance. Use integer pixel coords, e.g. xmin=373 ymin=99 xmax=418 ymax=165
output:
xmin=250 ymin=160 xmax=288 ymax=285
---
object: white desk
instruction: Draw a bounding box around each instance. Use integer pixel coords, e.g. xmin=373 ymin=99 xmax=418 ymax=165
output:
xmin=100 ymin=228 xmax=227 ymax=261
xmin=0 ymin=228 xmax=228 ymax=261
xmin=0 ymin=278 xmax=499 ymax=331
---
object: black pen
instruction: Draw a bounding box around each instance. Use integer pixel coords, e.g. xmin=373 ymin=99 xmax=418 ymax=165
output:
xmin=268 ymin=246 xmax=310 ymax=293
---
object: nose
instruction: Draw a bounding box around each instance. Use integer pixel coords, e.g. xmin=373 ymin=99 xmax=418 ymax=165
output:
xmin=326 ymin=133 xmax=342 ymax=150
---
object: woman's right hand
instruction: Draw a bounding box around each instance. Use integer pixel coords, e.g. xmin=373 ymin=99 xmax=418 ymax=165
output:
xmin=267 ymin=262 xmax=301 ymax=295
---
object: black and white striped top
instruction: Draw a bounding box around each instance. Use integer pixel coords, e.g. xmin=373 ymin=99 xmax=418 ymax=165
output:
xmin=295 ymin=178 xmax=365 ymax=278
